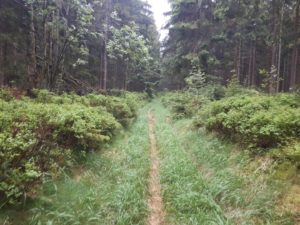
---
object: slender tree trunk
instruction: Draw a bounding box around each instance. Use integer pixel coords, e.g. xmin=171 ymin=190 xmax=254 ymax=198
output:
xmin=247 ymin=44 xmax=252 ymax=86
xmin=247 ymin=42 xmax=256 ymax=87
xmin=103 ymin=38 xmax=108 ymax=90
xmin=102 ymin=0 xmax=111 ymax=91
xmin=277 ymin=4 xmax=284 ymax=92
xmin=28 ymin=3 xmax=38 ymax=89
xmin=42 ymin=0 xmax=48 ymax=88
xmin=0 ymin=43 xmax=3 ymax=86
xmin=124 ymin=61 xmax=129 ymax=90
xmin=283 ymin=58 xmax=287 ymax=91
xmin=251 ymin=44 xmax=256 ymax=86
xmin=237 ymin=38 xmax=242 ymax=82
xmin=290 ymin=0 xmax=300 ymax=89
xmin=48 ymin=24 xmax=53 ymax=89
xmin=54 ymin=8 xmax=64 ymax=92
xmin=99 ymin=44 xmax=103 ymax=89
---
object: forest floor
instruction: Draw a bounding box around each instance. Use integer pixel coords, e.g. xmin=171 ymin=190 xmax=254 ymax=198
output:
xmin=0 ymin=100 xmax=298 ymax=225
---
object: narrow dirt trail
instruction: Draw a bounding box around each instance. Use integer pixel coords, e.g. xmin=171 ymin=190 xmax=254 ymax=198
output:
xmin=147 ymin=112 xmax=165 ymax=225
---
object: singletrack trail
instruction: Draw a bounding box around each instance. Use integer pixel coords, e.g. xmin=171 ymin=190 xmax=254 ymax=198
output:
xmin=147 ymin=112 xmax=165 ymax=225
xmin=0 ymin=101 xmax=296 ymax=225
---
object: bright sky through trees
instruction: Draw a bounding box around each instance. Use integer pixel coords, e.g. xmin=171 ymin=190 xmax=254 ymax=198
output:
xmin=146 ymin=0 xmax=170 ymax=41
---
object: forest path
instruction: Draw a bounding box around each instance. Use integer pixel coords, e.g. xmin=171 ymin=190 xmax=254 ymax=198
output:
xmin=1 ymin=104 xmax=152 ymax=225
xmin=149 ymin=100 xmax=293 ymax=225
xmin=147 ymin=112 xmax=165 ymax=225
xmin=0 ymin=100 xmax=295 ymax=225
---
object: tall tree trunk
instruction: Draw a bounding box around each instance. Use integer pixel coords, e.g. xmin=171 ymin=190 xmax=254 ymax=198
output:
xmin=277 ymin=4 xmax=284 ymax=92
xmin=28 ymin=3 xmax=38 ymax=89
xmin=48 ymin=24 xmax=53 ymax=89
xmin=99 ymin=43 xmax=103 ymax=89
xmin=247 ymin=43 xmax=256 ymax=87
xmin=250 ymin=44 xmax=256 ymax=86
xmin=102 ymin=0 xmax=111 ymax=91
xmin=0 ymin=43 xmax=3 ymax=86
xmin=237 ymin=38 xmax=242 ymax=82
xmin=290 ymin=0 xmax=300 ymax=90
xmin=124 ymin=61 xmax=129 ymax=90
xmin=247 ymin=43 xmax=253 ymax=86
xmin=42 ymin=0 xmax=48 ymax=88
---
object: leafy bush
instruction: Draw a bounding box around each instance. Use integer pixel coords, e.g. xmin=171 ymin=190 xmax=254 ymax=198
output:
xmin=0 ymin=88 xmax=15 ymax=101
xmin=162 ymin=91 xmax=209 ymax=119
xmin=0 ymin=89 xmax=145 ymax=206
xmin=32 ymin=89 xmax=147 ymax=126
xmin=196 ymin=94 xmax=300 ymax=150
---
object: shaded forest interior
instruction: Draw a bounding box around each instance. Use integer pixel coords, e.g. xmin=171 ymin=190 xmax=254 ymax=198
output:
xmin=0 ymin=0 xmax=299 ymax=93
xmin=0 ymin=1 xmax=300 ymax=224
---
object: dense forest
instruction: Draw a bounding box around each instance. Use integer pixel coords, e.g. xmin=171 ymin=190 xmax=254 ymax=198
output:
xmin=1 ymin=0 xmax=300 ymax=92
xmin=0 ymin=0 xmax=160 ymax=92
xmin=162 ymin=0 xmax=300 ymax=92
xmin=0 ymin=1 xmax=300 ymax=225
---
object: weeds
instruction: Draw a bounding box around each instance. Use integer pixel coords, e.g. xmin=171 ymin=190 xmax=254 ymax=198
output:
xmin=0 ymin=106 xmax=151 ymax=225
xmin=153 ymin=100 xmax=295 ymax=225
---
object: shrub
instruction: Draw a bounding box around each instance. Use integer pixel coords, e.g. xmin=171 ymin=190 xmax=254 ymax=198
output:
xmin=31 ymin=89 xmax=147 ymax=126
xmin=162 ymin=91 xmax=209 ymax=119
xmin=196 ymin=94 xmax=300 ymax=150
xmin=0 ymin=89 xmax=146 ymax=206
xmin=0 ymin=88 xmax=15 ymax=101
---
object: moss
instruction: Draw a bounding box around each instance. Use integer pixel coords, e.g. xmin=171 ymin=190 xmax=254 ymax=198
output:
xmin=271 ymin=161 xmax=298 ymax=181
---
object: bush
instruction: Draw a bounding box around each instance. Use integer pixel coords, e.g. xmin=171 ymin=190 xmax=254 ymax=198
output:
xmin=162 ymin=91 xmax=209 ymax=119
xmin=196 ymin=94 xmax=300 ymax=150
xmin=0 ymin=89 xmax=145 ymax=206
xmin=32 ymin=89 xmax=147 ymax=126
xmin=0 ymin=88 xmax=15 ymax=101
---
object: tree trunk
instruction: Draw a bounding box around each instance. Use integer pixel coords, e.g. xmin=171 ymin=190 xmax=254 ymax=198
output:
xmin=124 ymin=61 xmax=129 ymax=90
xmin=42 ymin=0 xmax=48 ymax=88
xmin=247 ymin=44 xmax=253 ymax=86
xmin=0 ymin=43 xmax=3 ymax=86
xmin=277 ymin=4 xmax=284 ymax=92
xmin=48 ymin=24 xmax=53 ymax=89
xmin=247 ymin=43 xmax=256 ymax=87
xmin=290 ymin=0 xmax=300 ymax=90
xmin=237 ymin=38 xmax=242 ymax=82
xmin=99 ymin=44 xmax=103 ymax=89
xmin=102 ymin=0 xmax=111 ymax=91
xmin=28 ymin=3 xmax=38 ymax=89
xmin=251 ymin=44 xmax=256 ymax=86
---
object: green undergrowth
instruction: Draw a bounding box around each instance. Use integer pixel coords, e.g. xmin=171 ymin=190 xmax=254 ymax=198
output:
xmin=153 ymin=100 xmax=296 ymax=224
xmin=162 ymin=90 xmax=300 ymax=164
xmin=0 ymin=88 xmax=147 ymax=206
xmin=0 ymin=105 xmax=151 ymax=225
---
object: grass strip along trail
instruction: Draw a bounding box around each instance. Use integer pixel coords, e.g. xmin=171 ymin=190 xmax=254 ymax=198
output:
xmin=151 ymin=100 xmax=294 ymax=225
xmin=1 ymin=106 xmax=151 ymax=225
xmin=147 ymin=112 xmax=165 ymax=225
xmin=1 ymin=100 xmax=296 ymax=225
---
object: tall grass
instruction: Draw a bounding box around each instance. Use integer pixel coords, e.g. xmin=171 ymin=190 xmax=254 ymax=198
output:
xmin=0 ymin=106 xmax=151 ymax=225
xmin=152 ymin=101 xmax=229 ymax=225
xmin=152 ymin=100 xmax=294 ymax=225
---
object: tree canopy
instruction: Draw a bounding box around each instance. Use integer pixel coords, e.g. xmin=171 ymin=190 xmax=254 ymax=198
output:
xmin=0 ymin=0 xmax=160 ymax=92
xmin=162 ymin=0 xmax=300 ymax=92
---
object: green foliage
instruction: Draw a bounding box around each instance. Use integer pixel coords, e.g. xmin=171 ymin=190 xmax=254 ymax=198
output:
xmin=185 ymin=66 xmax=207 ymax=89
xmin=0 ymin=89 xmax=144 ymax=206
xmin=107 ymin=23 xmax=157 ymax=89
xmin=196 ymin=94 xmax=300 ymax=150
xmin=0 ymin=105 xmax=151 ymax=224
xmin=162 ymin=0 xmax=300 ymax=92
xmin=152 ymin=101 xmax=289 ymax=224
xmin=0 ymin=88 xmax=14 ymax=101
xmin=162 ymin=91 xmax=209 ymax=119
xmin=32 ymin=89 xmax=147 ymax=126
xmin=225 ymin=74 xmax=259 ymax=97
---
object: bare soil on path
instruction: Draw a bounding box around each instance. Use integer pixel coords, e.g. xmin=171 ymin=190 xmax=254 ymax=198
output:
xmin=147 ymin=112 xmax=165 ymax=225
